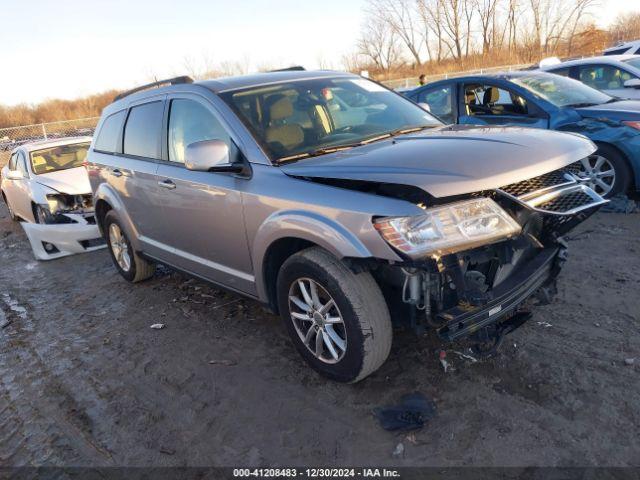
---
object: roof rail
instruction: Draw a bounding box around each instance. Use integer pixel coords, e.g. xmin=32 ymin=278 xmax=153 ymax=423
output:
xmin=268 ymin=66 xmax=305 ymax=72
xmin=113 ymin=76 xmax=194 ymax=102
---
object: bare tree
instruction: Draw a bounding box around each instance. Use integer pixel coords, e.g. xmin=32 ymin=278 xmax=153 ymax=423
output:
xmin=366 ymin=0 xmax=424 ymax=66
xmin=609 ymin=11 xmax=640 ymax=44
xmin=417 ymin=0 xmax=446 ymax=62
xmin=474 ymin=0 xmax=501 ymax=54
xmin=357 ymin=17 xmax=403 ymax=72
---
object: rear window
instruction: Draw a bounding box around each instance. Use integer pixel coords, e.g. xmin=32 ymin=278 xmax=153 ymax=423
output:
xmin=94 ymin=110 xmax=126 ymax=153
xmin=123 ymin=101 xmax=164 ymax=158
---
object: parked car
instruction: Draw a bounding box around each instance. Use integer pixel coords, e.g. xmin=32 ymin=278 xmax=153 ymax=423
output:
xmin=604 ymin=40 xmax=640 ymax=56
xmin=406 ymin=71 xmax=640 ymax=198
xmin=88 ymin=71 xmax=605 ymax=383
xmin=539 ymin=55 xmax=640 ymax=100
xmin=0 ymin=137 xmax=105 ymax=259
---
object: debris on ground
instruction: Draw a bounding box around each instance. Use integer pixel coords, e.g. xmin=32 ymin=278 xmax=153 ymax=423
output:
xmin=453 ymin=350 xmax=478 ymax=363
xmin=150 ymin=323 xmax=165 ymax=330
xmin=439 ymin=350 xmax=450 ymax=372
xmin=373 ymin=393 xmax=437 ymax=431
xmin=208 ymin=359 xmax=237 ymax=366
xmin=537 ymin=321 xmax=553 ymax=328
xmin=0 ymin=310 xmax=9 ymax=329
xmin=392 ymin=442 xmax=405 ymax=458
xmin=601 ymin=194 xmax=639 ymax=214
xmin=624 ymin=358 xmax=635 ymax=366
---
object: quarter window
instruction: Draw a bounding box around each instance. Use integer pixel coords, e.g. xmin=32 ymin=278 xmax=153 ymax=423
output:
xmin=168 ymin=99 xmax=230 ymax=163
xmin=8 ymin=153 xmax=17 ymax=170
xmin=123 ymin=102 xmax=164 ymax=159
xmin=94 ymin=110 xmax=126 ymax=153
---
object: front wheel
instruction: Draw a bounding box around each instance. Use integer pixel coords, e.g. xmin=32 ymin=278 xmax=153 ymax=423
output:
xmin=104 ymin=211 xmax=155 ymax=282
xmin=277 ymin=247 xmax=392 ymax=383
xmin=576 ymin=146 xmax=631 ymax=198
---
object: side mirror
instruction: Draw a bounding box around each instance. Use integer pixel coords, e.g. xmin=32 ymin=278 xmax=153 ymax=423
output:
xmin=624 ymin=78 xmax=640 ymax=89
xmin=418 ymin=102 xmax=431 ymax=112
xmin=184 ymin=139 xmax=243 ymax=173
xmin=6 ymin=170 xmax=24 ymax=180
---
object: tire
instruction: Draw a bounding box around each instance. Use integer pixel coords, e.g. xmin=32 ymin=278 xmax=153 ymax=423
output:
xmin=1 ymin=192 xmax=17 ymax=221
xmin=104 ymin=210 xmax=155 ymax=283
xmin=33 ymin=204 xmax=51 ymax=224
xmin=277 ymin=247 xmax=392 ymax=383
xmin=579 ymin=145 xmax=632 ymax=198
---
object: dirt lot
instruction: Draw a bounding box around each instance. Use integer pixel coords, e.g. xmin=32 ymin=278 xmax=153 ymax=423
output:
xmin=0 ymin=203 xmax=638 ymax=468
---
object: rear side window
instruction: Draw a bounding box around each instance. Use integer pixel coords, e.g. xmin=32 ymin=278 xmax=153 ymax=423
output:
xmin=123 ymin=101 xmax=164 ymax=158
xmin=548 ymin=67 xmax=571 ymax=77
xmin=94 ymin=110 xmax=126 ymax=153
xmin=8 ymin=153 xmax=17 ymax=170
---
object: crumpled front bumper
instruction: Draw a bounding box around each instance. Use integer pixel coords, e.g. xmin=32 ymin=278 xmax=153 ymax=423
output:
xmin=436 ymin=246 xmax=564 ymax=342
xmin=21 ymin=213 xmax=106 ymax=261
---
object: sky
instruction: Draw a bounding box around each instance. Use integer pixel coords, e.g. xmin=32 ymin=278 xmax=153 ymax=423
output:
xmin=0 ymin=0 xmax=635 ymax=106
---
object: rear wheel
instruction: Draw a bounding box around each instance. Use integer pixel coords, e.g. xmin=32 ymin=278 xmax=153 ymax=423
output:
xmin=104 ymin=210 xmax=155 ymax=282
xmin=576 ymin=146 xmax=631 ymax=198
xmin=277 ymin=247 xmax=392 ymax=383
xmin=1 ymin=192 xmax=16 ymax=221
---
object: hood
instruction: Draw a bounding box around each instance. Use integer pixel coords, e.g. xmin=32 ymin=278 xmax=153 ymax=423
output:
xmin=281 ymin=125 xmax=596 ymax=198
xmin=576 ymin=100 xmax=640 ymax=121
xmin=35 ymin=167 xmax=91 ymax=195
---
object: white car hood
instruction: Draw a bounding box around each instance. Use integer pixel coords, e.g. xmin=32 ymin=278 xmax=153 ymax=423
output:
xmin=35 ymin=167 xmax=91 ymax=195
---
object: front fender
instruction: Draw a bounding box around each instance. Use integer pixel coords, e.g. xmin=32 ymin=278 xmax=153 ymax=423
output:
xmin=251 ymin=210 xmax=376 ymax=302
xmin=93 ymin=183 xmax=141 ymax=251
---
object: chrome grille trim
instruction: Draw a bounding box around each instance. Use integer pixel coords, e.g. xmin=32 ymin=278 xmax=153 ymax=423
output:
xmin=496 ymin=160 xmax=608 ymax=216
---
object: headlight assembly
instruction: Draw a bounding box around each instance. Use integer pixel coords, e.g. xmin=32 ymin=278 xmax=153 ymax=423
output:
xmin=374 ymin=198 xmax=522 ymax=259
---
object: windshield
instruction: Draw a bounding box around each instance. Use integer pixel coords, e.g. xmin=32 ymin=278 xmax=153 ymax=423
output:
xmin=220 ymin=77 xmax=442 ymax=161
xmin=623 ymin=58 xmax=640 ymax=70
xmin=30 ymin=142 xmax=89 ymax=175
xmin=511 ymin=73 xmax=612 ymax=107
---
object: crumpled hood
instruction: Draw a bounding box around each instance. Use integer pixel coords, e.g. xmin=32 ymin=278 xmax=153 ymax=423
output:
xmin=35 ymin=167 xmax=91 ymax=195
xmin=576 ymin=100 xmax=640 ymax=121
xmin=281 ymin=125 xmax=596 ymax=198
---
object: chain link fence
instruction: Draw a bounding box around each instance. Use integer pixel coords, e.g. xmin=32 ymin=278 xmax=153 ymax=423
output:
xmin=0 ymin=117 xmax=99 ymax=167
xmin=381 ymin=63 xmax=533 ymax=90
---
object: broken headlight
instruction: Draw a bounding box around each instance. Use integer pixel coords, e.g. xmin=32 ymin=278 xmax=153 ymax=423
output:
xmin=374 ymin=198 xmax=522 ymax=259
xmin=46 ymin=194 xmax=63 ymax=214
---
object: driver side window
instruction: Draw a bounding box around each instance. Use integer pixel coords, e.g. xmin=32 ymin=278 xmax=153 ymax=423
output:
xmin=463 ymin=84 xmax=529 ymax=116
xmin=168 ymin=99 xmax=230 ymax=164
xmin=416 ymin=86 xmax=454 ymax=124
xmin=17 ymin=152 xmax=29 ymax=177
xmin=8 ymin=153 xmax=17 ymax=171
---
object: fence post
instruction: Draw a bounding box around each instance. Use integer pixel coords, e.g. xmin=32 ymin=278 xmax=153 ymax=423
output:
xmin=41 ymin=123 xmax=47 ymax=140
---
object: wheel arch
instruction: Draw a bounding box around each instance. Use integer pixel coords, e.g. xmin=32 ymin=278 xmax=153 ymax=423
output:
xmin=593 ymin=141 xmax=636 ymax=193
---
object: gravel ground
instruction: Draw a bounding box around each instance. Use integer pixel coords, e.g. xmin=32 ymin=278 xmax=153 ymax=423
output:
xmin=0 ymin=204 xmax=638 ymax=468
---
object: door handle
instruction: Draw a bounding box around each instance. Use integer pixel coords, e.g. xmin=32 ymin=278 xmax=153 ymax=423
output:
xmin=158 ymin=179 xmax=176 ymax=190
xmin=111 ymin=169 xmax=123 ymax=178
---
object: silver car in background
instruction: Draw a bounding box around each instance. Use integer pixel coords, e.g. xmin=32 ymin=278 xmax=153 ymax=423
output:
xmin=87 ymin=71 xmax=605 ymax=382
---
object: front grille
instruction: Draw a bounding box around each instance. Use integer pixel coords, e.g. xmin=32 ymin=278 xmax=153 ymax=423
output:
xmin=536 ymin=190 xmax=594 ymax=213
xmin=496 ymin=159 xmax=606 ymax=216
xmin=500 ymin=162 xmax=578 ymax=198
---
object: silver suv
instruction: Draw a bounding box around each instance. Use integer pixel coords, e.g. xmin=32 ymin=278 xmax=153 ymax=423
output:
xmin=87 ymin=70 xmax=605 ymax=382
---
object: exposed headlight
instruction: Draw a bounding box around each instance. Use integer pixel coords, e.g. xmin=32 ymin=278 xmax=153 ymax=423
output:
xmin=374 ymin=198 xmax=522 ymax=259
xmin=46 ymin=194 xmax=63 ymax=214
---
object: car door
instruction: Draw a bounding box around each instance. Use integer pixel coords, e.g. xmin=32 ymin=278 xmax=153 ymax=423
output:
xmin=109 ymin=98 xmax=167 ymax=248
xmin=153 ymin=93 xmax=254 ymax=294
xmin=2 ymin=152 xmax=21 ymax=217
xmin=458 ymin=82 xmax=549 ymax=129
xmin=5 ymin=151 xmax=34 ymax=220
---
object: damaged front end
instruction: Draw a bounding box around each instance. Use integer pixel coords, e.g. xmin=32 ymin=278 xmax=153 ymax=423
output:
xmin=23 ymin=194 xmax=105 ymax=260
xmin=371 ymin=160 xmax=607 ymax=350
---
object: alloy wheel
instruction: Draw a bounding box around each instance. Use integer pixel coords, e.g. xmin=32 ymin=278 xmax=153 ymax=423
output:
xmin=109 ymin=223 xmax=131 ymax=272
xmin=575 ymin=155 xmax=616 ymax=197
xmin=288 ymin=277 xmax=347 ymax=364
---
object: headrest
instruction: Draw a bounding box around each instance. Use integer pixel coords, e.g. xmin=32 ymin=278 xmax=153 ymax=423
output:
xmin=483 ymin=87 xmax=500 ymax=104
xmin=268 ymin=95 xmax=294 ymax=121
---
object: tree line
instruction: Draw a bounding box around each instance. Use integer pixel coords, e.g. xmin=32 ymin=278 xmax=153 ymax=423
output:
xmin=348 ymin=1 xmax=640 ymax=75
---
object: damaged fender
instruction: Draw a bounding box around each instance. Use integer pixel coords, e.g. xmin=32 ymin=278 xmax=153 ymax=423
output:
xmin=21 ymin=214 xmax=105 ymax=261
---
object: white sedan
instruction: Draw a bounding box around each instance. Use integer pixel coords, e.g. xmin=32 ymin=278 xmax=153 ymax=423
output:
xmin=1 ymin=137 xmax=105 ymax=259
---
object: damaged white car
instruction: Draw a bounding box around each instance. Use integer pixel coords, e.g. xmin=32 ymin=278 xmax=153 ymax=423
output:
xmin=0 ymin=137 xmax=105 ymax=260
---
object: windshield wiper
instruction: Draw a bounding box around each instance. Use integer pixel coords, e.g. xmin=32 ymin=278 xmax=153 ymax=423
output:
xmin=566 ymin=102 xmax=598 ymax=108
xmin=276 ymin=125 xmax=436 ymax=164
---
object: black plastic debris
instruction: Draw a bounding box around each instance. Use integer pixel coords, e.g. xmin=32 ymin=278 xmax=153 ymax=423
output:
xmin=601 ymin=194 xmax=639 ymax=214
xmin=373 ymin=393 xmax=437 ymax=431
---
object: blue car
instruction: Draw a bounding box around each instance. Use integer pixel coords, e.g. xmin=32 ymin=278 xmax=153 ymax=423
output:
xmin=406 ymin=71 xmax=640 ymax=197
